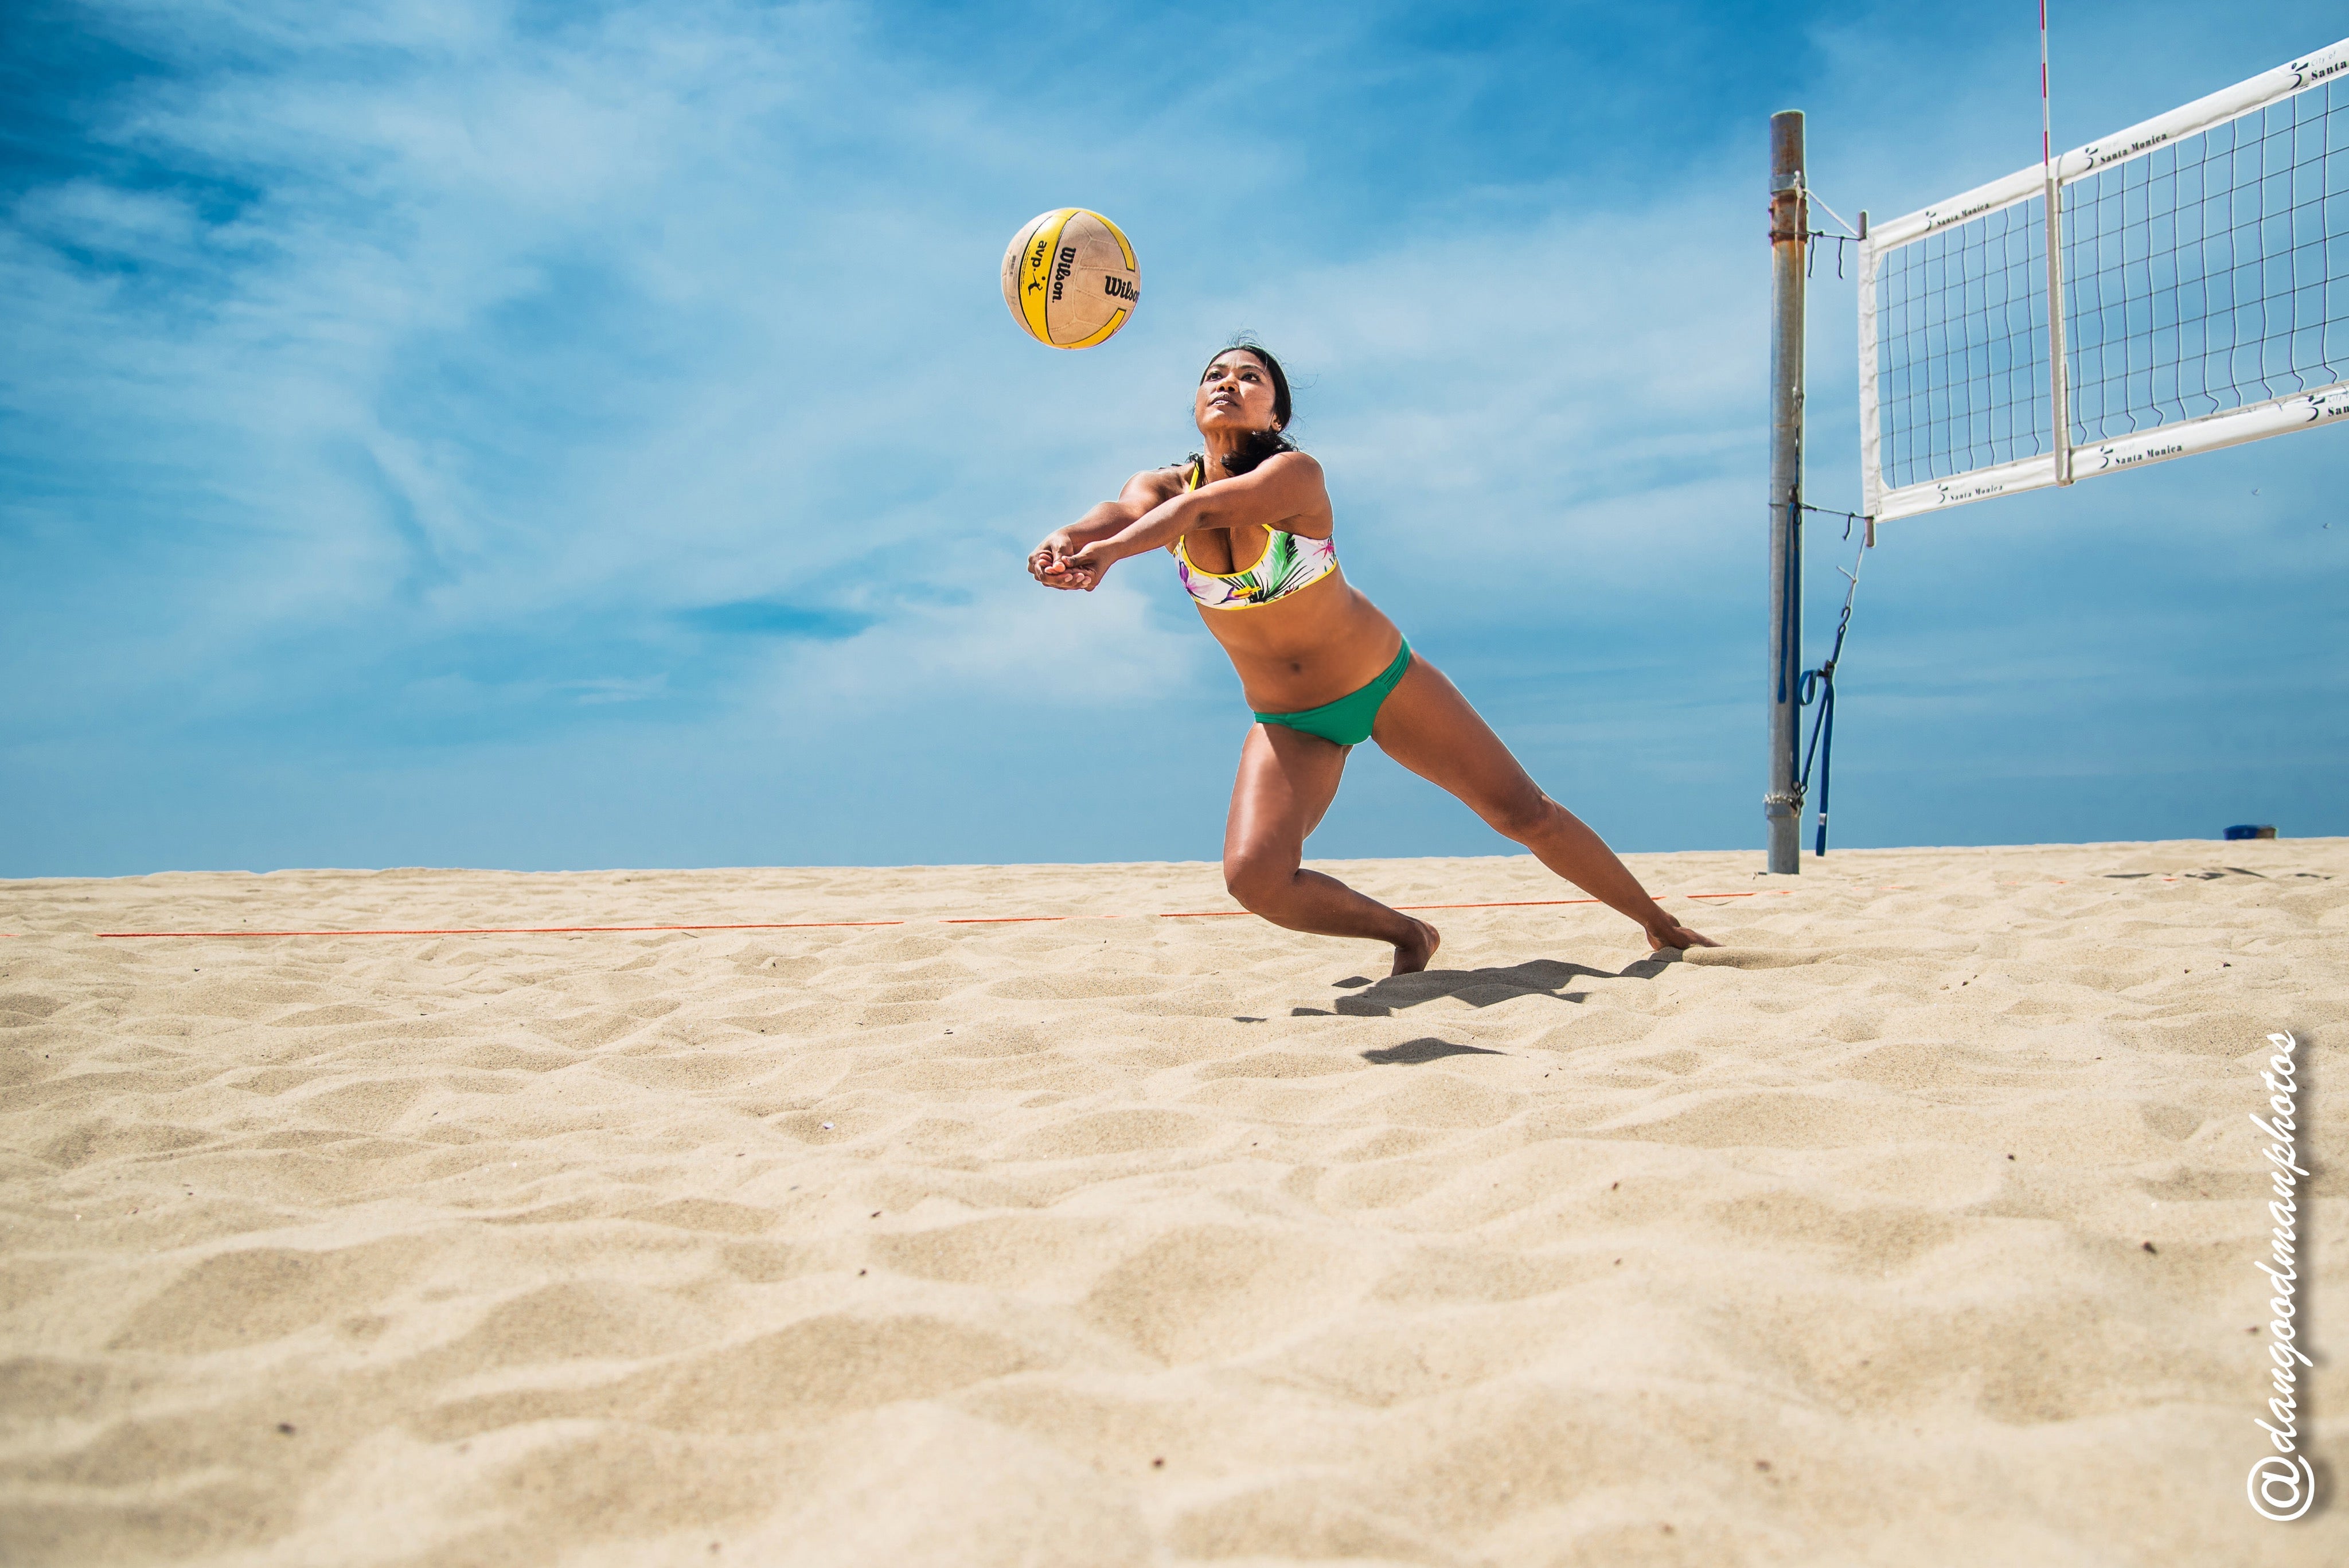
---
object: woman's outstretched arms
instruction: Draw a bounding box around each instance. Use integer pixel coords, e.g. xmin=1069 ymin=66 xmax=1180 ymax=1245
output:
xmin=1028 ymin=499 xmax=1140 ymax=588
xmin=1029 ymin=469 xmax=1180 ymax=590
xmin=1062 ymin=452 xmax=1330 ymax=583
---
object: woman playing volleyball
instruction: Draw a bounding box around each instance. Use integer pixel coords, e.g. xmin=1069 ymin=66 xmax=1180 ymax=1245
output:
xmin=1028 ymin=342 xmax=1716 ymax=974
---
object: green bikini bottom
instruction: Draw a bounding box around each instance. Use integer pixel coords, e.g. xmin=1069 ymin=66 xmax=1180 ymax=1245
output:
xmin=1254 ymin=639 xmax=1412 ymax=747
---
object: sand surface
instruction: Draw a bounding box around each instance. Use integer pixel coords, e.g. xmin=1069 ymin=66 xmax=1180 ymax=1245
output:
xmin=2 ymin=840 xmax=2344 ymax=1566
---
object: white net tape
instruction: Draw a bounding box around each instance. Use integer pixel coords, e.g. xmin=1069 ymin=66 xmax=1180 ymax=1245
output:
xmin=1860 ymin=39 xmax=2349 ymax=521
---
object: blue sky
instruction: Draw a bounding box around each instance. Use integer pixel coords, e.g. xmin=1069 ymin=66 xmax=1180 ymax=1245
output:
xmin=3 ymin=0 xmax=2343 ymax=877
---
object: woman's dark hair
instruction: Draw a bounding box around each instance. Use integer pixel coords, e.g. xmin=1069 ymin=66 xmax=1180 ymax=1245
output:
xmin=1195 ymin=339 xmax=1300 ymax=475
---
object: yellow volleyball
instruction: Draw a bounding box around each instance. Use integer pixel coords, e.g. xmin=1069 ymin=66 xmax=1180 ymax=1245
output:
xmin=1001 ymin=208 xmax=1140 ymax=349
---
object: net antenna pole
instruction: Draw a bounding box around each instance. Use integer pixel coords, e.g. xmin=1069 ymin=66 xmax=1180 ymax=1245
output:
xmin=1765 ymin=110 xmax=1807 ymax=874
xmin=2041 ymin=1 xmax=2073 ymax=485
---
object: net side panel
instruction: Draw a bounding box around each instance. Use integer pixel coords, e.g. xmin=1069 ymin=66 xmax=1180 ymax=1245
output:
xmin=2062 ymin=75 xmax=2349 ymax=448
xmin=1858 ymin=239 xmax=1882 ymax=520
xmin=1868 ymin=197 xmax=2054 ymax=508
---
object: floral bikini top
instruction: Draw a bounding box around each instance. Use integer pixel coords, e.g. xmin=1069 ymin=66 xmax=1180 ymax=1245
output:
xmin=1168 ymin=458 xmax=1340 ymax=611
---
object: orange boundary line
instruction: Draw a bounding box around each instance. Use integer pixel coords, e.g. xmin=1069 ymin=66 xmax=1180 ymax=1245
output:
xmin=938 ymin=916 xmax=1070 ymax=925
xmin=86 ymin=890 xmax=1790 ymax=939
xmin=92 ymin=921 xmax=908 ymax=938
xmin=1394 ymin=898 xmax=1598 ymax=911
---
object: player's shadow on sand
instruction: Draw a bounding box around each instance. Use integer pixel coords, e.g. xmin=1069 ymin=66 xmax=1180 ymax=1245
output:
xmin=1360 ymin=1037 xmax=1506 ymax=1065
xmin=1289 ymin=955 xmax=1679 ymax=1020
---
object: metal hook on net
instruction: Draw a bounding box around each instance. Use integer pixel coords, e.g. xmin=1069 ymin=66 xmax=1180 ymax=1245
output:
xmin=1799 ymin=501 xmax=1869 ymax=544
xmin=1800 ymin=182 xmax=1865 ymax=282
xmin=1805 ymin=231 xmax=1853 ymax=280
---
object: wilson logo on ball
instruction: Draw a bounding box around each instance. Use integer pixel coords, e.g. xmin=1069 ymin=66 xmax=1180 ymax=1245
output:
xmin=1001 ymin=208 xmax=1140 ymax=349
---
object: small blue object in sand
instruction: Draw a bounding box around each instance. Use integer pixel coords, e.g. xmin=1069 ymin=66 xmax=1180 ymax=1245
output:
xmin=2224 ymin=824 xmax=2277 ymax=841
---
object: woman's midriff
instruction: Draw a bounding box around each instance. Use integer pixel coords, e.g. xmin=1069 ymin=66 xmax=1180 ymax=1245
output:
xmin=1192 ymin=568 xmax=1404 ymax=713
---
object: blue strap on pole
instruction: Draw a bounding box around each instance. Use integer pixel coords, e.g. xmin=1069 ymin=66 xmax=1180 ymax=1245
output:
xmin=1793 ymin=524 xmax=1866 ymax=856
xmin=1796 ymin=662 xmax=1836 ymax=856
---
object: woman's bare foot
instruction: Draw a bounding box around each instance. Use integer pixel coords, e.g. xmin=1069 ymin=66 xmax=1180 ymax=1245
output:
xmin=1391 ymin=916 xmax=1441 ymax=975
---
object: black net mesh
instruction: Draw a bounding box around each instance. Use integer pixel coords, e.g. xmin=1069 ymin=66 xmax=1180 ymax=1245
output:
xmin=1874 ymin=197 xmax=2053 ymax=490
xmin=1871 ymin=73 xmax=2349 ymax=491
xmin=2063 ymin=76 xmax=2349 ymax=443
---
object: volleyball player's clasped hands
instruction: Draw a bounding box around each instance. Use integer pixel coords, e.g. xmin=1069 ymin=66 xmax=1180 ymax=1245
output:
xmin=1027 ymin=343 xmax=1717 ymax=972
xmin=1027 ymin=544 xmax=1097 ymax=592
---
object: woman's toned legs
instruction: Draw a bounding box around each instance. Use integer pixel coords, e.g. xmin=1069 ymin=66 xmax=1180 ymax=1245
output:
xmin=1369 ymin=655 xmax=1714 ymax=951
xmin=1222 ymin=723 xmax=1441 ymax=974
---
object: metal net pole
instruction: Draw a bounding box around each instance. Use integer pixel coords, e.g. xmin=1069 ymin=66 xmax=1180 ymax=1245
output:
xmin=1765 ymin=110 xmax=1807 ymax=873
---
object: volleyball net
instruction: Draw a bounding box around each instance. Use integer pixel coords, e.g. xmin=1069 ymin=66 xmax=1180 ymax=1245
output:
xmin=1860 ymin=38 xmax=2349 ymax=521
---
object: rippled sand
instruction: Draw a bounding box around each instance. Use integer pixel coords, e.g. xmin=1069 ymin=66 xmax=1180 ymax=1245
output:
xmin=2 ymin=840 xmax=2343 ymax=1566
